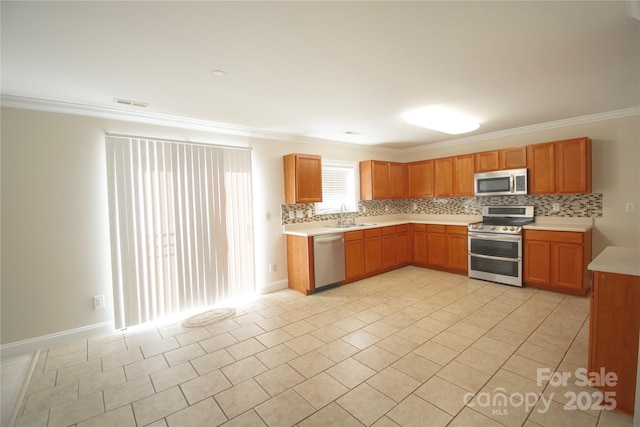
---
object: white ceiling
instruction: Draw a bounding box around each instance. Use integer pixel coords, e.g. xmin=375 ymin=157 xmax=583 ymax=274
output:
xmin=2 ymin=1 xmax=639 ymax=149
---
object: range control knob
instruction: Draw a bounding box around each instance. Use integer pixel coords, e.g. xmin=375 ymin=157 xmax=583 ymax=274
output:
xmin=510 ymin=226 xmax=516 ymax=231
xmin=478 ymin=225 xmax=484 ymax=229
xmin=471 ymin=224 xmax=477 ymax=229
xmin=503 ymin=226 xmax=509 ymax=231
xmin=490 ymin=225 xmax=496 ymax=230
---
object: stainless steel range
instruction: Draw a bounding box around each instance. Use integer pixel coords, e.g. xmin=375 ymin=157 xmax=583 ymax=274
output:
xmin=468 ymin=206 xmax=534 ymax=287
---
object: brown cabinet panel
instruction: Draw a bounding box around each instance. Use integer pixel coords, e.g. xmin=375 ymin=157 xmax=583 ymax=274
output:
xmin=524 ymin=229 xmax=592 ymax=295
xmin=433 ymin=157 xmax=454 ymax=197
xmin=524 ymin=240 xmax=551 ymax=285
xmin=382 ymin=233 xmax=396 ymax=270
xmin=427 ymin=231 xmax=447 ymax=268
xmin=396 ymin=229 xmax=409 ymax=266
xmin=389 ymin=162 xmax=406 ymax=199
xmin=590 ymin=271 xmax=640 ymax=415
xmin=345 ymin=238 xmax=364 ymax=281
xmin=283 ymin=154 xmax=322 ymax=203
xmin=364 ymin=235 xmax=382 ymax=274
xmin=412 ymin=225 xmax=428 ymax=265
xmin=555 ymin=137 xmax=592 ymax=194
xmin=474 ymin=151 xmax=500 ymax=172
xmin=527 ymin=142 xmax=555 ymax=195
xmin=551 ymin=243 xmax=583 ymax=290
xmin=453 ymin=154 xmax=475 ymax=197
xmin=360 ymin=160 xmax=407 ymax=200
xmin=527 ymin=137 xmax=591 ymax=195
xmin=500 ymin=147 xmax=527 ymax=169
xmin=407 ymin=160 xmax=433 ymax=198
xmin=372 ymin=161 xmax=390 ymax=199
xmin=286 ymin=235 xmax=314 ymax=294
xmin=446 ymin=226 xmax=468 ymax=273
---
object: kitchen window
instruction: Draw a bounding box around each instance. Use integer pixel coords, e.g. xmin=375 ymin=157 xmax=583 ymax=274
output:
xmin=315 ymin=160 xmax=358 ymax=214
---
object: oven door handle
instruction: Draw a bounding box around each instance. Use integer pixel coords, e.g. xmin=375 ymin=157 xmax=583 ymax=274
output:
xmin=469 ymin=253 xmax=521 ymax=263
xmin=510 ymin=175 xmax=515 ymax=193
xmin=468 ymin=232 xmax=522 ymax=242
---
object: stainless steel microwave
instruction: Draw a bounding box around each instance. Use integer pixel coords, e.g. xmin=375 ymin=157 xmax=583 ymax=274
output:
xmin=474 ymin=168 xmax=528 ymax=196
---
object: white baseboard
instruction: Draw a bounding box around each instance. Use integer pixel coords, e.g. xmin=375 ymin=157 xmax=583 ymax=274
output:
xmin=258 ymin=279 xmax=289 ymax=294
xmin=0 ymin=321 xmax=116 ymax=359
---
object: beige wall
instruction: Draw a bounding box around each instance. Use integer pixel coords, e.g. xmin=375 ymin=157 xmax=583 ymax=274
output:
xmin=1 ymin=107 xmax=638 ymax=345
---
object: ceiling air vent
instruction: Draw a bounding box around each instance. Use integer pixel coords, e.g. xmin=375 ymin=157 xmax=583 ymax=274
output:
xmin=113 ymin=98 xmax=149 ymax=108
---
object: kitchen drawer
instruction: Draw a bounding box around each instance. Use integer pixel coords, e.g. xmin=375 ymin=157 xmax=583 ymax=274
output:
xmin=446 ymin=225 xmax=467 ymax=235
xmin=364 ymin=228 xmax=382 ymax=238
xmin=412 ymin=224 xmax=426 ymax=232
xmin=344 ymin=230 xmax=364 ymax=241
xmin=427 ymin=224 xmax=446 ymax=233
xmin=395 ymin=224 xmax=409 ymax=234
xmin=382 ymin=226 xmax=396 ymax=236
xmin=524 ymin=230 xmax=583 ymax=244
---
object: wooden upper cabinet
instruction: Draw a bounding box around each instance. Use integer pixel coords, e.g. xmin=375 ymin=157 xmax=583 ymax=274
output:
xmin=453 ymin=154 xmax=475 ymax=197
xmin=475 ymin=147 xmax=527 ymax=172
xmin=389 ymin=162 xmax=406 ymax=199
xmin=500 ymin=147 xmax=527 ymax=170
xmin=433 ymin=157 xmax=454 ymax=197
xmin=527 ymin=142 xmax=556 ymax=195
xmin=407 ymin=160 xmax=433 ymax=198
xmin=555 ymin=137 xmax=592 ymax=194
xmin=360 ymin=160 xmax=405 ymax=200
xmin=474 ymin=151 xmax=500 ymax=172
xmin=527 ymin=137 xmax=591 ymax=195
xmin=283 ymin=154 xmax=322 ymax=203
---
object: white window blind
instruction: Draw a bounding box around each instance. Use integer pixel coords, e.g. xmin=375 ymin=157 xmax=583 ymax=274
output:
xmin=315 ymin=160 xmax=358 ymax=214
xmin=105 ymin=135 xmax=255 ymax=329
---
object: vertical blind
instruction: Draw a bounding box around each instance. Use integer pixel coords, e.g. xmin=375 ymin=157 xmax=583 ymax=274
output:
xmin=106 ymin=135 xmax=255 ymax=329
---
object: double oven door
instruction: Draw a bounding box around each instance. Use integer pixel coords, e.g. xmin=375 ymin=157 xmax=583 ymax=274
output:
xmin=468 ymin=231 xmax=522 ymax=287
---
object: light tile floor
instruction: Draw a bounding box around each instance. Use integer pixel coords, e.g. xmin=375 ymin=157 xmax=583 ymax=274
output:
xmin=6 ymin=267 xmax=636 ymax=427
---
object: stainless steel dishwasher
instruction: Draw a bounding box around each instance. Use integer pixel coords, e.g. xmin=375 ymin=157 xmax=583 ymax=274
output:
xmin=313 ymin=233 xmax=346 ymax=292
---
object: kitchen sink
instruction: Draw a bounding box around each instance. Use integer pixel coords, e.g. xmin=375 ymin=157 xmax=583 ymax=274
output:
xmin=326 ymin=223 xmax=377 ymax=229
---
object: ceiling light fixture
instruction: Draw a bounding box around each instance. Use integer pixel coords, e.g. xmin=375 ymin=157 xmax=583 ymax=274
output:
xmin=403 ymin=105 xmax=480 ymax=134
xmin=210 ymin=69 xmax=227 ymax=78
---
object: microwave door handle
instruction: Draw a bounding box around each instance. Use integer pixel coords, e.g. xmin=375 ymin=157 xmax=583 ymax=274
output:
xmin=510 ymin=175 xmax=515 ymax=193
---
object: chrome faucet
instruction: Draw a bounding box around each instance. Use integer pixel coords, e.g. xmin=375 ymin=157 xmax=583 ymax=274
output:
xmin=339 ymin=203 xmax=347 ymax=225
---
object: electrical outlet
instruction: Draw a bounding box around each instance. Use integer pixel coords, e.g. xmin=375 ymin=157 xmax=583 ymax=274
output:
xmin=268 ymin=263 xmax=276 ymax=273
xmin=93 ymin=295 xmax=105 ymax=310
xmin=412 ymin=203 xmax=418 ymax=211
xmin=626 ymin=202 xmax=635 ymax=212
xmin=552 ymin=203 xmax=560 ymax=212
xmin=289 ymin=211 xmax=295 ymax=219
xmin=296 ymin=210 xmax=304 ymax=218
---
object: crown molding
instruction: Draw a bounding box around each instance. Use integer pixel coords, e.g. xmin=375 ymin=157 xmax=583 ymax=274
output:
xmin=404 ymin=106 xmax=640 ymax=154
xmin=0 ymin=94 xmax=400 ymax=154
xmin=2 ymin=94 xmax=638 ymax=155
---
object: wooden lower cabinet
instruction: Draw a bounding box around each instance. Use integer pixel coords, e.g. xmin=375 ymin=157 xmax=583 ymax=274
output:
xmin=427 ymin=225 xmax=447 ymax=268
xmin=364 ymin=228 xmax=382 ymax=275
xmin=395 ymin=225 xmax=409 ymax=266
xmin=381 ymin=226 xmax=396 ymax=270
xmin=411 ymin=224 xmax=468 ymax=274
xmin=524 ymin=229 xmax=592 ymax=295
xmin=344 ymin=231 xmax=364 ymax=282
xmin=446 ymin=226 xmax=468 ymax=274
xmin=411 ymin=224 xmax=428 ymax=266
xmin=285 ymin=234 xmax=315 ymax=295
xmin=589 ymin=271 xmax=640 ymax=415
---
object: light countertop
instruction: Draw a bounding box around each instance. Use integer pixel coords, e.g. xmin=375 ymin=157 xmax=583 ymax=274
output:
xmin=283 ymin=215 xmax=594 ymax=237
xmin=523 ymin=216 xmax=593 ymax=233
xmin=588 ymin=246 xmax=640 ymax=277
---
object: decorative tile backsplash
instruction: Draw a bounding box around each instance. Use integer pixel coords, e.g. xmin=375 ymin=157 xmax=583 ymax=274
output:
xmin=281 ymin=193 xmax=603 ymax=225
